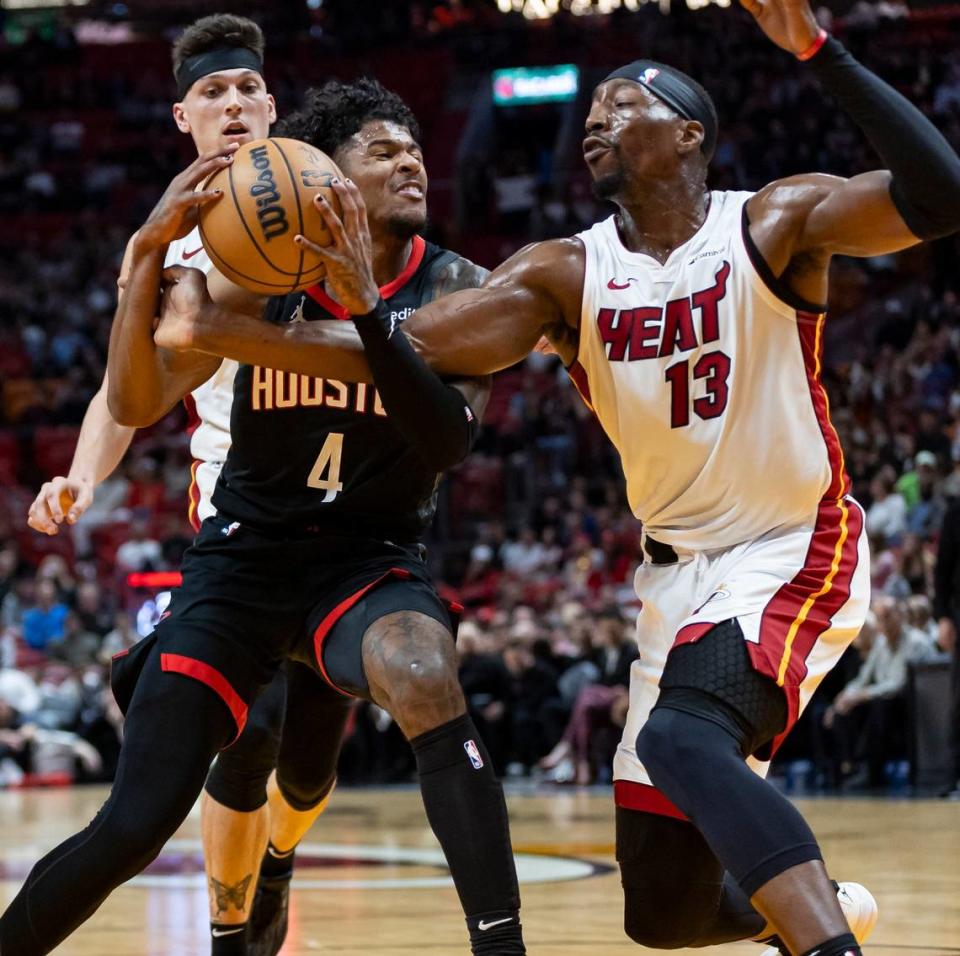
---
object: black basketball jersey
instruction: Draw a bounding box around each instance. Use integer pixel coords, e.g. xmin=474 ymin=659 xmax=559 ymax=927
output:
xmin=213 ymin=236 xmax=481 ymax=541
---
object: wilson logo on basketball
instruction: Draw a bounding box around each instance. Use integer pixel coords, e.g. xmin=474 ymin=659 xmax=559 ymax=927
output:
xmin=249 ymin=144 xmax=289 ymax=241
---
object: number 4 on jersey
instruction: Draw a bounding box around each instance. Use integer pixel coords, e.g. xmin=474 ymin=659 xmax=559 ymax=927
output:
xmin=307 ymin=432 xmax=344 ymax=502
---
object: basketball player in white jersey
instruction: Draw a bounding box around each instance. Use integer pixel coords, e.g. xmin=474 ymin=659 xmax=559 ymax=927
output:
xmin=25 ymin=16 xmax=349 ymax=956
xmin=158 ymin=0 xmax=960 ymax=951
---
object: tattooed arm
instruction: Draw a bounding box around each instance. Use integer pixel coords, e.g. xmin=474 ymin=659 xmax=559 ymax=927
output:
xmin=349 ymin=250 xmax=491 ymax=471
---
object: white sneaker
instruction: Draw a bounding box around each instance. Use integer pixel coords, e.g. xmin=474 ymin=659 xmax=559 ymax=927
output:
xmin=759 ymin=882 xmax=878 ymax=954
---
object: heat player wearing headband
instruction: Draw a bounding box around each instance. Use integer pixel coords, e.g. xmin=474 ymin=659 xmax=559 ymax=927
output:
xmin=157 ymin=0 xmax=960 ymax=952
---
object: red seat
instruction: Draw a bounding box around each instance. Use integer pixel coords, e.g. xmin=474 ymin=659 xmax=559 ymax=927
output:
xmin=0 ymin=431 xmax=18 ymax=485
xmin=32 ymin=425 xmax=81 ymax=480
xmin=17 ymin=527 xmax=75 ymax=568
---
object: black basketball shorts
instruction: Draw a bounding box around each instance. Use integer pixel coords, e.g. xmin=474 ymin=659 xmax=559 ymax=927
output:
xmin=111 ymin=515 xmax=460 ymax=742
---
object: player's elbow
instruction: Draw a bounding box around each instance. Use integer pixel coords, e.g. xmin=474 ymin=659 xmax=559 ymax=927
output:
xmin=892 ymin=163 xmax=960 ymax=240
xmin=106 ymin=383 xmax=161 ymax=428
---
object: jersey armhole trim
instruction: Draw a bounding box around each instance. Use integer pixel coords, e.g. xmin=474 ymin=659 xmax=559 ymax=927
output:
xmin=740 ymin=205 xmax=827 ymax=316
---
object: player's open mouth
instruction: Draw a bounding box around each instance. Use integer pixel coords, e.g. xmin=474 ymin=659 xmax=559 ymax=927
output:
xmin=222 ymin=122 xmax=249 ymax=139
xmin=583 ymin=136 xmax=613 ymax=163
xmin=395 ymin=181 xmax=424 ymax=200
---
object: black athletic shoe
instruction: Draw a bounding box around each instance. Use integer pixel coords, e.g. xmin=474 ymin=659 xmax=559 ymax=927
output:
xmin=248 ymin=869 xmax=292 ymax=956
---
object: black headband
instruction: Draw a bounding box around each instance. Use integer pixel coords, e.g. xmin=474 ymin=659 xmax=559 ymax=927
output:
xmin=603 ymin=60 xmax=717 ymax=159
xmin=176 ymin=46 xmax=264 ymax=100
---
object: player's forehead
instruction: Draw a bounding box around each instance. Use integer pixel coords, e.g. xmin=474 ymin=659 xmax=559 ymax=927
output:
xmin=352 ymin=119 xmax=420 ymax=153
xmin=187 ymin=68 xmax=265 ymax=93
xmin=591 ymin=78 xmax=657 ymax=107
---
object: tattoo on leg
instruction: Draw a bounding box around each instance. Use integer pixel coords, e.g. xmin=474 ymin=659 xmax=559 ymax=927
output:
xmin=210 ymin=874 xmax=253 ymax=915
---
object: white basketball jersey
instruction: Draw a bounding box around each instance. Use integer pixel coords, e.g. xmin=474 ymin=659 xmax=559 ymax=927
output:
xmin=571 ymin=190 xmax=847 ymax=551
xmin=164 ymin=229 xmax=237 ymax=526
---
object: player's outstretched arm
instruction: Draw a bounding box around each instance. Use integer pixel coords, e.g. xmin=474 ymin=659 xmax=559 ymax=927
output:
xmin=27 ymin=378 xmax=134 ymax=535
xmin=106 ymin=149 xmax=235 ymax=427
xmin=741 ymin=0 xmax=960 ymax=277
xmin=157 ymin=237 xmax=581 ymax=384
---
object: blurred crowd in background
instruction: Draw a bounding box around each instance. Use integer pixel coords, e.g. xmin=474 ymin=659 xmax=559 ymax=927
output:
xmin=1 ymin=1 xmax=959 ymax=795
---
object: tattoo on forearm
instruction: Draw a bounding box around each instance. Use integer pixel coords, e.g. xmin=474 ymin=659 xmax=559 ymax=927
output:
xmin=210 ymin=874 xmax=253 ymax=914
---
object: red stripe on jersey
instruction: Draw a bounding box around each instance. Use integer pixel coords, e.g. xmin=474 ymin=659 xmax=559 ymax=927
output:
xmin=796 ymin=311 xmax=849 ymax=501
xmin=312 ymin=568 xmax=412 ymax=695
xmin=566 ymin=360 xmax=594 ymax=411
xmin=182 ymin=391 xmax=201 ymax=436
xmin=614 ymin=780 xmax=688 ymax=821
xmin=160 ymin=653 xmax=248 ymax=743
xmin=187 ymin=460 xmax=202 ymax=533
xmin=306 ymin=235 xmax=427 ymax=320
xmin=754 ymin=497 xmax=862 ymax=753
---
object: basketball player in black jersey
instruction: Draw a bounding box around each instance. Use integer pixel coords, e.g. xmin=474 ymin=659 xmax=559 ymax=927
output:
xmin=0 ymin=80 xmax=526 ymax=956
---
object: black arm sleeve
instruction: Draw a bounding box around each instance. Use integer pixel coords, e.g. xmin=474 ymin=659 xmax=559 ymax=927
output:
xmin=807 ymin=36 xmax=960 ymax=240
xmin=353 ymin=298 xmax=478 ymax=472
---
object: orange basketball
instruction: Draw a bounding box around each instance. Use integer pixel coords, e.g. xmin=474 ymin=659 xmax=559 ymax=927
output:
xmin=198 ymin=137 xmax=343 ymax=296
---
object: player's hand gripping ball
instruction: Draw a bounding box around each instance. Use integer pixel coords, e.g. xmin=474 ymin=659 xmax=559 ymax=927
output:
xmin=198 ymin=138 xmax=343 ymax=295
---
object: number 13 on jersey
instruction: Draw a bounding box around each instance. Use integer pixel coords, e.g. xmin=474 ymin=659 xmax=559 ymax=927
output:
xmin=664 ymin=350 xmax=731 ymax=429
xmin=307 ymin=432 xmax=344 ymax=502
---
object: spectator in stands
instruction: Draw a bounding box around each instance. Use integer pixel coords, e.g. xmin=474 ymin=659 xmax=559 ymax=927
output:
xmin=36 ymin=555 xmax=75 ymax=604
xmin=501 ymin=526 xmax=548 ymax=576
xmin=98 ymin=610 xmax=138 ymax=664
xmin=502 ymin=638 xmax=561 ymax=771
xmin=21 ymin=579 xmax=68 ymax=652
xmin=114 ymin=518 xmax=162 ymax=572
xmin=825 ymin=596 xmax=937 ymax=789
xmin=74 ymin=581 xmax=111 ymax=638
xmin=866 ymin=468 xmax=907 ymax=542
xmin=0 ymin=699 xmax=32 ymax=787
xmin=0 ymin=667 xmax=41 ymax=718
xmin=906 ymin=451 xmax=947 ymax=538
xmin=539 ymin=606 xmax=637 ymax=784
xmin=50 ymin=611 xmax=100 ymax=668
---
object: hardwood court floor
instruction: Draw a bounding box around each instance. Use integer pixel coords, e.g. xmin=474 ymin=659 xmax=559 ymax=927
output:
xmin=0 ymin=785 xmax=957 ymax=954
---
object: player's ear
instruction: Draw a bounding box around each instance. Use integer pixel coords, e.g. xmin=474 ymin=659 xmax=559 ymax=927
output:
xmin=677 ymin=119 xmax=704 ymax=157
xmin=172 ymin=102 xmax=191 ymax=135
xmin=267 ymin=94 xmax=278 ymax=126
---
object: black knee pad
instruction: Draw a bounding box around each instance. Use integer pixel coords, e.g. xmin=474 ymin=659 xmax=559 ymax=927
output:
xmin=617 ymin=807 xmax=724 ymax=949
xmin=659 ymin=618 xmax=787 ymax=757
xmin=205 ymin=668 xmax=287 ymax=812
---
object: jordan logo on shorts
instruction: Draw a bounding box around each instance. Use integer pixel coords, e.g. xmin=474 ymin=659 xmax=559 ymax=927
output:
xmin=464 ymin=739 xmax=484 ymax=770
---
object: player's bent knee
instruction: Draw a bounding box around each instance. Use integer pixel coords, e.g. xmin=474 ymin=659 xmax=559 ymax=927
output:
xmin=276 ymin=767 xmax=336 ymax=812
xmin=623 ymin=898 xmax=704 ymax=950
xmin=635 ymin=712 xmax=703 ymax=780
xmin=383 ymin=650 xmax=461 ymax=715
xmin=205 ymin=724 xmax=278 ymax=811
